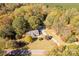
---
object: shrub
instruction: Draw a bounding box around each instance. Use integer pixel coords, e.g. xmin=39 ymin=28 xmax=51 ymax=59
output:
xmin=22 ymin=35 xmax=33 ymax=43
xmin=6 ymin=40 xmax=16 ymax=49
xmin=67 ymin=35 xmax=77 ymax=43
xmin=6 ymin=40 xmax=27 ymax=49
xmin=0 ymin=38 xmax=6 ymax=49
xmin=38 ymin=37 xmax=43 ymax=41
xmin=0 ymin=48 xmax=5 ymax=56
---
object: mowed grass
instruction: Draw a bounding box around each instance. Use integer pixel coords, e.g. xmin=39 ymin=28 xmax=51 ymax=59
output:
xmin=27 ymin=39 xmax=56 ymax=51
xmin=27 ymin=39 xmax=57 ymax=56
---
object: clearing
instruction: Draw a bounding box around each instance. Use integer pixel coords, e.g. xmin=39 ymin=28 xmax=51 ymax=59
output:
xmin=27 ymin=39 xmax=56 ymax=56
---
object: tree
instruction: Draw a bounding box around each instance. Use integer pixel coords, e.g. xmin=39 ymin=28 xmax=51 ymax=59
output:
xmin=59 ymin=26 xmax=72 ymax=42
xmin=28 ymin=16 xmax=41 ymax=29
xmin=0 ymin=38 xmax=6 ymax=49
xmin=48 ymin=46 xmax=66 ymax=56
xmin=0 ymin=15 xmax=13 ymax=26
xmin=0 ymin=3 xmax=23 ymax=16
xmin=5 ymin=3 xmax=22 ymax=11
xmin=44 ymin=9 xmax=66 ymax=35
xmin=63 ymin=44 xmax=79 ymax=56
xmin=13 ymin=5 xmax=33 ymax=17
xmin=0 ymin=24 xmax=16 ymax=39
xmin=0 ymin=15 xmax=15 ymax=39
xmin=12 ymin=16 xmax=29 ymax=36
xmin=48 ymin=44 xmax=79 ymax=56
xmin=44 ymin=9 xmax=63 ymax=28
xmin=70 ymin=15 xmax=79 ymax=35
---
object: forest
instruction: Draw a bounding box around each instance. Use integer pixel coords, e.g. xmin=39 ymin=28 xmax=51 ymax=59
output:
xmin=0 ymin=3 xmax=79 ymax=56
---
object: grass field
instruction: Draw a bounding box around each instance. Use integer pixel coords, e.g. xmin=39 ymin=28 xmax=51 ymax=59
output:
xmin=45 ymin=3 xmax=79 ymax=9
xmin=28 ymin=39 xmax=56 ymax=51
xmin=27 ymin=39 xmax=56 ymax=56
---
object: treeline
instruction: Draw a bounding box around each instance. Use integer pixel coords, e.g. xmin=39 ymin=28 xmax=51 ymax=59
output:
xmin=0 ymin=4 xmax=24 ymax=15
xmin=1 ymin=3 xmax=79 ymax=56
xmin=0 ymin=4 xmax=48 ymax=40
xmin=45 ymin=7 xmax=79 ymax=43
xmin=48 ymin=44 xmax=79 ymax=56
xmin=0 ymin=3 xmax=79 ymax=43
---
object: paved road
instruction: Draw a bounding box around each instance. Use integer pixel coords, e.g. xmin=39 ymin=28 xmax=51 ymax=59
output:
xmin=4 ymin=49 xmax=48 ymax=56
xmin=30 ymin=50 xmax=48 ymax=56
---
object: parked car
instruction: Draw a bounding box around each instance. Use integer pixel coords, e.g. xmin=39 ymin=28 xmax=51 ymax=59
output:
xmin=45 ymin=35 xmax=52 ymax=40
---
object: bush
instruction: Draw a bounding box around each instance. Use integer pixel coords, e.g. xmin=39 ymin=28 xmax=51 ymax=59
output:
xmin=6 ymin=40 xmax=27 ymax=49
xmin=0 ymin=38 xmax=6 ymax=49
xmin=22 ymin=35 xmax=33 ymax=43
xmin=67 ymin=35 xmax=77 ymax=43
xmin=5 ymin=40 xmax=18 ymax=49
xmin=38 ymin=37 xmax=43 ymax=41
xmin=0 ymin=48 xmax=5 ymax=56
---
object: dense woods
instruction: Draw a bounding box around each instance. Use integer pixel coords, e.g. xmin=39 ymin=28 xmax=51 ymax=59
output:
xmin=0 ymin=3 xmax=79 ymax=56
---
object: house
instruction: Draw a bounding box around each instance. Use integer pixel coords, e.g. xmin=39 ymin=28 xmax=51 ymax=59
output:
xmin=26 ymin=27 xmax=53 ymax=40
xmin=26 ymin=30 xmax=40 ymax=38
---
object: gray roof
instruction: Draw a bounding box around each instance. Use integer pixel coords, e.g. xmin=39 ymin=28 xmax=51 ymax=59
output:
xmin=26 ymin=30 xmax=40 ymax=38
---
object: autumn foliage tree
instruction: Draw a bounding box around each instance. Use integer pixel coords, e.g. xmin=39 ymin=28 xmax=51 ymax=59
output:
xmin=12 ymin=16 xmax=29 ymax=36
xmin=0 ymin=24 xmax=16 ymax=39
xmin=28 ymin=16 xmax=41 ymax=29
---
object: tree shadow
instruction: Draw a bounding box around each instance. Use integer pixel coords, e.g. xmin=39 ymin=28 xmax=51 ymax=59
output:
xmin=32 ymin=38 xmax=38 ymax=43
xmin=13 ymin=41 xmax=27 ymax=48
